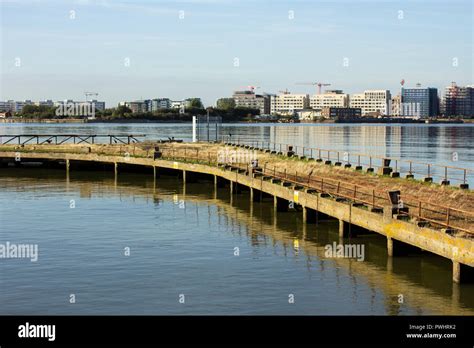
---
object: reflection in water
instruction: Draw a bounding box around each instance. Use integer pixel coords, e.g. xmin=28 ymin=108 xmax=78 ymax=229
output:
xmin=0 ymin=168 xmax=473 ymax=315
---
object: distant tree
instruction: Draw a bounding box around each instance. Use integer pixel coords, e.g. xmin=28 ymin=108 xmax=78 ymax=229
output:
xmin=113 ymin=105 xmax=132 ymax=117
xmin=187 ymin=98 xmax=204 ymax=109
xmin=216 ymin=98 xmax=235 ymax=110
xmin=20 ymin=105 xmax=56 ymax=118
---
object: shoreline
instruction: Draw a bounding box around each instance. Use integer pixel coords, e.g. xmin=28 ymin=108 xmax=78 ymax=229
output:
xmin=0 ymin=117 xmax=469 ymax=124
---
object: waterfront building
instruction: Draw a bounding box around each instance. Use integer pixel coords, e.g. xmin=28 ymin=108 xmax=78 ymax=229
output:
xmin=443 ymin=82 xmax=474 ymax=117
xmin=349 ymin=90 xmax=391 ymax=116
xmin=128 ymin=100 xmax=148 ymax=113
xmin=0 ymin=100 xmax=34 ymax=113
xmin=89 ymin=100 xmax=105 ymax=111
xmin=391 ymin=95 xmax=402 ymax=116
xmin=0 ymin=101 xmax=12 ymax=112
xmin=151 ymin=98 xmax=171 ymax=111
xmin=56 ymin=99 xmax=105 ymax=112
xmin=309 ymin=90 xmax=349 ymax=109
xmin=0 ymin=99 xmax=104 ymax=114
xmin=233 ymin=90 xmax=270 ymax=115
xmin=270 ymin=93 xmax=309 ymax=115
xmin=171 ymin=100 xmax=185 ymax=109
xmin=401 ymin=86 xmax=438 ymax=117
xmin=36 ymin=100 xmax=55 ymax=107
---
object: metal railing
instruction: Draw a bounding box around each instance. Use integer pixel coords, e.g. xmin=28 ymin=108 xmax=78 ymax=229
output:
xmin=223 ymin=138 xmax=473 ymax=187
xmin=156 ymin=145 xmax=474 ymax=235
xmin=0 ymin=134 xmax=146 ymax=145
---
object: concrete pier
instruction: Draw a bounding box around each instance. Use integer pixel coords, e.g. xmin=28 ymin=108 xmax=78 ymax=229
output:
xmin=452 ymin=261 xmax=474 ymax=283
xmin=274 ymin=196 xmax=288 ymax=212
xmin=1 ymin=144 xmax=473 ymax=283
xmin=302 ymin=206 xmax=317 ymax=223
xmin=339 ymin=219 xmax=351 ymax=238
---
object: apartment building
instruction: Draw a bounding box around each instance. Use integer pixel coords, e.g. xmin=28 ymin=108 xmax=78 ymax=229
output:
xmin=391 ymin=95 xmax=402 ymax=116
xmin=151 ymin=98 xmax=171 ymax=111
xmin=270 ymin=93 xmax=309 ymax=115
xmin=401 ymin=87 xmax=438 ymax=117
xmin=309 ymin=90 xmax=349 ymax=109
xmin=232 ymin=90 xmax=270 ymax=115
xmin=349 ymin=90 xmax=391 ymax=116
xmin=36 ymin=100 xmax=55 ymax=107
xmin=0 ymin=100 xmax=34 ymax=113
xmin=443 ymin=83 xmax=474 ymax=117
xmin=127 ymin=100 xmax=148 ymax=113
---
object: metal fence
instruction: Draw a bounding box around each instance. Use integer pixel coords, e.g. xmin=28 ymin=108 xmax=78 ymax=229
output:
xmin=223 ymin=138 xmax=473 ymax=188
xmin=0 ymin=134 xmax=146 ymax=145
xmin=157 ymin=145 xmax=474 ymax=235
xmin=195 ymin=116 xmax=222 ymax=142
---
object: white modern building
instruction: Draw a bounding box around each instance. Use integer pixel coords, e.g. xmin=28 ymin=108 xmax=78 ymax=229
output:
xmin=349 ymin=90 xmax=391 ymax=116
xmin=270 ymin=93 xmax=309 ymax=115
xmin=309 ymin=90 xmax=349 ymax=109
xmin=171 ymin=100 xmax=186 ymax=109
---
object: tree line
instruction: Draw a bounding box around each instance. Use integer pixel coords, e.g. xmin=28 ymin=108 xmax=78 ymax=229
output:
xmin=17 ymin=103 xmax=260 ymax=122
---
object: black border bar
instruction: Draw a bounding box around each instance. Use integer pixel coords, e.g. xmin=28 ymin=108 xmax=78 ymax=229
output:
xmin=0 ymin=315 xmax=473 ymax=346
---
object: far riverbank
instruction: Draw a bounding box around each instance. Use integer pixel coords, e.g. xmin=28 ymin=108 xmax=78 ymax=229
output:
xmin=0 ymin=117 xmax=468 ymax=124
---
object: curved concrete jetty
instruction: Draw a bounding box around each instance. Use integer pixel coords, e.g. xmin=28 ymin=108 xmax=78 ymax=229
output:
xmin=1 ymin=142 xmax=473 ymax=283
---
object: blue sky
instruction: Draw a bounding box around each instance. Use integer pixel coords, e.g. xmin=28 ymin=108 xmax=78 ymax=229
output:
xmin=0 ymin=0 xmax=472 ymax=107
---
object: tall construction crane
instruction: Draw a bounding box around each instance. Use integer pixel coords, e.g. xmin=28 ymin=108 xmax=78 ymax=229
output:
xmin=84 ymin=91 xmax=98 ymax=101
xmin=296 ymin=82 xmax=331 ymax=94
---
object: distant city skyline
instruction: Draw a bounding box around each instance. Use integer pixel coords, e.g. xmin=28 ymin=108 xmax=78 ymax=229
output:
xmin=1 ymin=0 xmax=472 ymax=106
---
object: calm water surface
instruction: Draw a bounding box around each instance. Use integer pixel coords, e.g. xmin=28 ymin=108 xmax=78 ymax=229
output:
xmin=1 ymin=168 xmax=473 ymax=315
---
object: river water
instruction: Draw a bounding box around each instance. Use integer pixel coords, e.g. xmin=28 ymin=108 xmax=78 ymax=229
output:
xmin=1 ymin=123 xmax=473 ymax=314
